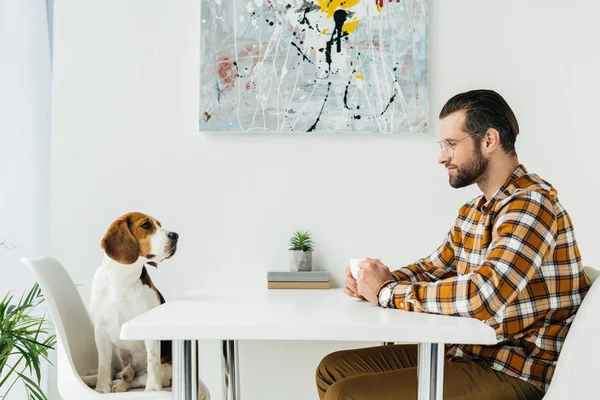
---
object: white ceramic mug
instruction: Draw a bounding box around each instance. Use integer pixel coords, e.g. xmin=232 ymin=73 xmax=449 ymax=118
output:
xmin=350 ymin=257 xmax=382 ymax=279
xmin=349 ymin=258 xmax=366 ymax=279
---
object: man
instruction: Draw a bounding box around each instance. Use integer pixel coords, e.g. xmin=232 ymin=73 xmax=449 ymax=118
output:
xmin=316 ymin=90 xmax=590 ymax=400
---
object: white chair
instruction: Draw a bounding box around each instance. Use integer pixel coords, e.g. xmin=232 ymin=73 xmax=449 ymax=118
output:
xmin=542 ymin=266 xmax=600 ymax=400
xmin=21 ymin=256 xmax=170 ymax=399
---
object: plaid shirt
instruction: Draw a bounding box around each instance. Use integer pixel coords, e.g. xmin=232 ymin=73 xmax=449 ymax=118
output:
xmin=389 ymin=165 xmax=590 ymax=392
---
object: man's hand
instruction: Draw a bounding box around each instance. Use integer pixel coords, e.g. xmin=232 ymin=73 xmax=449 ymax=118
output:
xmin=356 ymin=258 xmax=395 ymax=304
xmin=343 ymin=265 xmax=366 ymax=300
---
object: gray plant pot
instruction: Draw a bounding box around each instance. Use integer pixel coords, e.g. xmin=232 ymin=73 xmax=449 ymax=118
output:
xmin=289 ymin=250 xmax=313 ymax=272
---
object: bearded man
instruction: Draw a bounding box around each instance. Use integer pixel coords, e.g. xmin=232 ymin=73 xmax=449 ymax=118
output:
xmin=316 ymin=89 xmax=590 ymax=400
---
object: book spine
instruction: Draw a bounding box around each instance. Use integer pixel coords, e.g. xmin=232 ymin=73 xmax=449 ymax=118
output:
xmin=267 ymin=273 xmax=329 ymax=282
xmin=267 ymin=277 xmax=329 ymax=282
xmin=267 ymin=281 xmax=330 ymax=289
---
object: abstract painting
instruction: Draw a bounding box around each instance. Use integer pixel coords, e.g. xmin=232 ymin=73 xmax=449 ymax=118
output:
xmin=199 ymin=0 xmax=428 ymax=133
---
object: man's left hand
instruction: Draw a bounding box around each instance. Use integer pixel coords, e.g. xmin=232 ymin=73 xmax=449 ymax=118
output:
xmin=356 ymin=258 xmax=396 ymax=304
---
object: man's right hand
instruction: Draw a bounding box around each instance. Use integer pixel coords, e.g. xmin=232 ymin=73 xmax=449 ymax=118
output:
xmin=343 ymin=265 xmax=366 ymax=300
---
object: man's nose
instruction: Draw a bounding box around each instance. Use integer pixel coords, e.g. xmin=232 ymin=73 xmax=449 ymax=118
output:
xmin=437 ymin=149 xmax=450 ymax=165
xmin=168 ymin=232 xmax=179 ymax=240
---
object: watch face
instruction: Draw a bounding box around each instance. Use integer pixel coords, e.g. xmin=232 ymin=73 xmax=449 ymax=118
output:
xmin=379 ymin=287 xmax=391 ymax=307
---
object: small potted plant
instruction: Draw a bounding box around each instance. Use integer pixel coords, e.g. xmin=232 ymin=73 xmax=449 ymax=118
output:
xmin=288 ymin=230 xmax=314 ymax=272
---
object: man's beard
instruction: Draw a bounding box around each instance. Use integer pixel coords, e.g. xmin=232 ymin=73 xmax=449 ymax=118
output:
xmin=449 ymin=146 xmax=488 ymax=189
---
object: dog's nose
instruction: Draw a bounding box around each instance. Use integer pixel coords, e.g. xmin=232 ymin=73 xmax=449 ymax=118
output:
xmin=168 ymin=232 xmax=179 ymax=240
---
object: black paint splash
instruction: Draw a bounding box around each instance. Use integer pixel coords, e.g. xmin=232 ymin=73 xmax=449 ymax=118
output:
xmin=377 ymin=67 xmax=399 ymax=117
xmin=307 ymin=82 xmax=332 ymax=132
xmin=343 ymin=69 xmax=356 ymax=110
xmin=298 ymin=3 xmax=321 ymax=32
xmin=291 ymin=42 xmax=315 ymax=65
xmin=343 ymin=52 xmax=363 ymax=119
xmin=378 ymin=90 xmax=397 ymax=117
xmin=324 ymin=9 xmax=349 ymax=76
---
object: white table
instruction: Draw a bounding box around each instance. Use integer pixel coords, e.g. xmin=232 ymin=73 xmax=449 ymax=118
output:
xmin=121 ymin=289 xmax=497 ymax=400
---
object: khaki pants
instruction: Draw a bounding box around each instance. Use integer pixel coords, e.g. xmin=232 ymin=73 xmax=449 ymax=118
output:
xmin=316 ymin=345 xmax=544 ymax=400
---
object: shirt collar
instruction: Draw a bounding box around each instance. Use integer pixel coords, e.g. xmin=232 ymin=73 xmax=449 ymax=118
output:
xmin=477 ymin=164 xmax=528 ymax=213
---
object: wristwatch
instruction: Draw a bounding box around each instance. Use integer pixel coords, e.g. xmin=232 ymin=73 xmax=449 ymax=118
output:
xmin=377 ymin=281 xmax=396 ymax=308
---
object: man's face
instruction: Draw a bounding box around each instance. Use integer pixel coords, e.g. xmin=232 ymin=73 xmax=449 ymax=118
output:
xmin=438 ymin=111 xmax=488 ymax=189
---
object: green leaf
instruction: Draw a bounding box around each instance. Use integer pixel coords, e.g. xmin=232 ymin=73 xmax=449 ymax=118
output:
xmin=16 ymin=370 xmax=46 ymax=400
xmin=288 ymin=230 xmax=315 ymax=251
xmin=0 ymin=361 xmax=22 ymax=389
xmin=31 ymin=353 xmax=41 ymax=384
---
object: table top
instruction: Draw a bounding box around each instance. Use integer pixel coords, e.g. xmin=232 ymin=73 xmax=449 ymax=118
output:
xmin=120 ymin=289 xmax=497 ymax=345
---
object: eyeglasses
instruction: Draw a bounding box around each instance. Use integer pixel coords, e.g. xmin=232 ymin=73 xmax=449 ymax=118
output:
xmin=438 ymin=134 xmax=471 ymax=157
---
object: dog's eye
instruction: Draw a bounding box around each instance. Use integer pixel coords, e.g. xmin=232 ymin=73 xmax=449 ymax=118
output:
xmin=141 ymin=222 xmax=152 ymax=230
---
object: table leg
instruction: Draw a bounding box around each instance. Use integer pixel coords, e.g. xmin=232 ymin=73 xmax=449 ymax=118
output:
xmin=417 ymin=343 xmax=445 ymax=400
xmin=222 ymin=340 xmax=240 ymax=400
xmin=172 ymin=340 xmax=198 ymax=400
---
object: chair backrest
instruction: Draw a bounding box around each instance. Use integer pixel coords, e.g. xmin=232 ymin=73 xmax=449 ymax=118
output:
xmin=21 ymin=256 xmax=98 ymax=375
xmin=542 ymin=266 xmax=600 ymax=399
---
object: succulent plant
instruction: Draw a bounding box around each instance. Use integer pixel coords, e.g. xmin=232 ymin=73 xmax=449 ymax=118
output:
xmin=288 ymin=231 xmax=314 ymax=252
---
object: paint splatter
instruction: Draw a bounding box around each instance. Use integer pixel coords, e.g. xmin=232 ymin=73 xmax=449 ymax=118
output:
xmin=215 ymin=56 xmax=238 ymax=92
xmin=307 ymin=82 xmax=333 ymax=132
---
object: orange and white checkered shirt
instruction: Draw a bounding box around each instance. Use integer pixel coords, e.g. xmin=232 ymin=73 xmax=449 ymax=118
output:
xmin=390 ymin=164 xmax=590 ymax=392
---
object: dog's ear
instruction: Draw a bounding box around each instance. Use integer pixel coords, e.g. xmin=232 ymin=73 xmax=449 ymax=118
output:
xmin=101 ymin=216 xmax=139 ymax=264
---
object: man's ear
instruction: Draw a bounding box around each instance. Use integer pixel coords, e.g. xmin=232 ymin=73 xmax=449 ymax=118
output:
xmin=482 ymin=128 xmax=501 ymax=153
xmin=101 ymin=217 xmax=139 ymax=264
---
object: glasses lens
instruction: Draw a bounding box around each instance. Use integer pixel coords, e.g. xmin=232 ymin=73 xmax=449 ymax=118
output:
xmin=439 ymin=140 xmax=453 ymax=157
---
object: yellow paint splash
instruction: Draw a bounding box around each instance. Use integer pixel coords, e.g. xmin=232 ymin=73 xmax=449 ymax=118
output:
xmin=316 ymin=1 xmax=374 ymax=35
xmin=317 ymin=0 xmax=361 ymax=18
xmin=356 ymin=74 xmax=364 ymax=80
xmin=342 ymin=19 xmax=360 ymax=34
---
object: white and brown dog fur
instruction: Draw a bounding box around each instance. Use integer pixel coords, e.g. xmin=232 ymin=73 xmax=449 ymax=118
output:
xmin=82 ymin=212 xmax=209 ymax=398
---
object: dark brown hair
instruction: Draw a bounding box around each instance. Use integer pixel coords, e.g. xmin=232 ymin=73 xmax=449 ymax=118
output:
xmin=439 ymin=89 xmax=519 ymax=156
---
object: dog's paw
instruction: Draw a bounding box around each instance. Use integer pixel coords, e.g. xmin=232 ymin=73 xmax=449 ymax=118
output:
xmin=119 ymin=365 xmax=135 ymax=382
xmin=111 ymin=379 xmax=129 ymax=393
xmin=95 ymin=383 xmax=111 ymax=394
xmin=145 ymin=381 xmax=162 ymax=392
xmin=81 ymin=375 xmax=96 ymax=388
xmin=199 ymin=379 xmax=211 ymax=400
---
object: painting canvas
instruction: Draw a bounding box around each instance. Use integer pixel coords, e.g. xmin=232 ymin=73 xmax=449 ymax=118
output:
xmin=199 ymin=0 xmax=428 ymax=133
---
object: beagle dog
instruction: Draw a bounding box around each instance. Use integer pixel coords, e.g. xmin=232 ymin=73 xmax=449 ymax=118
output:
xmin=83 ymin=212 xmax=209 ymax=398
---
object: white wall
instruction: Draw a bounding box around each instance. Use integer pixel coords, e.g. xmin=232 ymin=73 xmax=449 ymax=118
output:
xmin=51 ymin=1 xmax=600 ymax=399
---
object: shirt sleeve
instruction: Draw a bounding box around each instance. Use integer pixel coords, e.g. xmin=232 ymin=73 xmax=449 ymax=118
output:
xmin=392 ymin=226 xmax=459 ymax=283
xmin=392 ymin=190 xmax=558 ymax=319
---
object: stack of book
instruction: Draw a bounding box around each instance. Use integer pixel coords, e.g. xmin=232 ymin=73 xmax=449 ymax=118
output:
xmin=267 ymin=271 xmax=330 ymax=289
